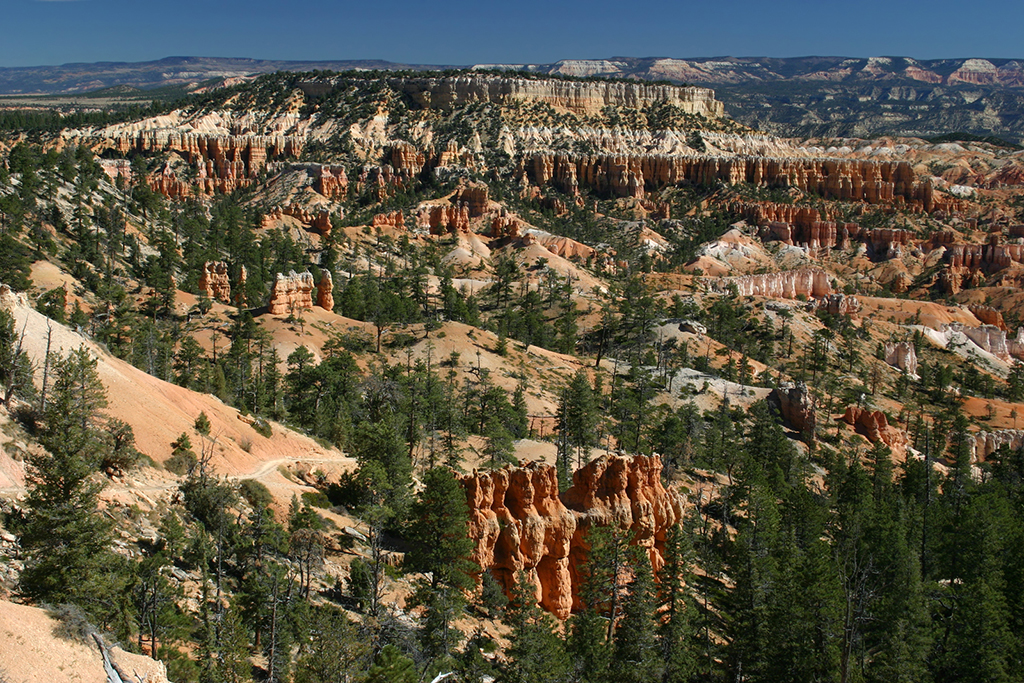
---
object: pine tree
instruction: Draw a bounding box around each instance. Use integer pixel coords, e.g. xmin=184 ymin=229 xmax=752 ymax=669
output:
xmin=294 ymin=604 xmax=369 ymax=683
xmin=612 ymin=550 xmax=662 ymax=683
xmin=503 ymin=572 xmax=568 ymax=683
xmin=659 ymin=523 xmax=697 ymax=683
xmin=406 ymin=467 xmax=476 ymax=662
xmin=19 ymin=346 xmax=126 ymax=623
xmin=0 ymin=307 xmax=34 ymax=408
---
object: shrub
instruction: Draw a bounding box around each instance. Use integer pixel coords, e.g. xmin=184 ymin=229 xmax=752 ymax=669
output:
xmin=238 ymin=479 xmax=273 ymax=509
xmin=47 ymin=603 xmax=96 ymax=644
xmin=164 ymin=450 xmax=196 ymax=476
xmin=252 ymin=418 xmax=272 ymax=438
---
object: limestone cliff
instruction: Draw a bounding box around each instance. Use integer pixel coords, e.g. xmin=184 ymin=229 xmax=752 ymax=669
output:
xmin=708 ymin=268 xmax=832 ymax=299
xmin=391 ymin=75 xmax=724 ymax=117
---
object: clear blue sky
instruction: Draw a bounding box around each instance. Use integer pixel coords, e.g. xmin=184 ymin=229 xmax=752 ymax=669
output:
xmin=2 ymin=0 xmax=1021 ymax=67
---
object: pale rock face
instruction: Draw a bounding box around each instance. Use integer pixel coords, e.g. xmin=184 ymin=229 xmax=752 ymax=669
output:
xmin=885 ymin=341 xmax=919 ymax=376
xmin=948 ymin=59 xmax=999 ymax=85
xmin=391 ymin=75 xmax=724 ymax=118
xmin=267 ymin=271 xmax=315 ymax=315
xmin=0 ymin=283 xmax=28 ymax=309
xmin=710 ymin=268 xmax=832 ymax=299
xmin=460 ymin=454 xmax=683 ymax=619
xmin=1010 ymin=329 xmax=1024 ymax=360
xmin=970 ymin=430 xmax=1024 ymax=462
xmin=943 ymin=323 xmax=1014 ymax=361
xmin=769 ymin=382 xmax=816 ymax=435
xmin=818 ymin=293 xmax=861 ymax=317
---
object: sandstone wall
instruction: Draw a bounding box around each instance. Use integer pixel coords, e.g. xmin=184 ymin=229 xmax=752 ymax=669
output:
xmin=111 ymin=131 xmax=302 ymax=196
xmin=460 ymin=454 xmax=683 ymax=619
xmin=970 ymin=430 xmax=1024 ymax=462
xmin=263 ymin=205 xmax=332 ymax=234
xmin=315 ymin=165 xmax=349 ymax=199
xmin=523 ymin=153 xmax=952 ymax=212
xmin=417 ymin=203 xmax=470 ymax=234
xmin=945 ymin=241 xmax=1024 ymax=271
xmin=267 ymin=271 xmax=315 ymax=315
xmin=842 ymin=406 xmax=910 ymax=457
xmin=969 ymin=305 xmax=1008 ymax=331
xmin=372 ymin=210 xmax=405 ymax=230
xmin=198 ymin=261 xmax=232 ymax=304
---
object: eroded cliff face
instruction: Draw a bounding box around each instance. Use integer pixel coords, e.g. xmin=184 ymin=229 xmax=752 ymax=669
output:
xmin=708 ymin=268 xmax=832 ymax=299
xmin=462 ymin=462 xmax=578 ymax=618
xmin=523 ymin=154 xmax=952 ymax=212
xmin=266 ymin=270 xmax=335 ymax=315
xmin=885 ymin=341 xmax=919 ymax=376
xmin=769 ymin=382 xmax=817 ymax=436
xmin=971 ymin=430 xmax=1024 ymax=462
xmin=198 ymin=261 xmax=233 ymax=304
xmin=842 ymin=406 xmax=910 ymax=457
xmin=262 ymin=205 xmax=333 ymax=234
xmin=941 ymin=323 xmax=1024 ymax=362
xmin=112 ymin=131 xmax=303 ymax=196
xmin=391 ymin=75 xmax=724 ymax=117
xmin=562 ymin=454 xmax=684 ymax=611
xmin=731 ymin=199 xmax=923 ymax=257
xmin=267 ymin=271 xmax=313 ymax=315
xmin=460 ymin=454 xmax=683 ymax=619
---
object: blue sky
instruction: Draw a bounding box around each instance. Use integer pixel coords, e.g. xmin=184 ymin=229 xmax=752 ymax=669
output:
xmin=3 ymin=0 xmax=1021 ymax=67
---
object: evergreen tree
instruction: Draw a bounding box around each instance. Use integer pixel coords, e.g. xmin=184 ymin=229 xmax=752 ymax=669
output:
xmin=612 ymin=550 xmax=662 ymax=683
xmin=19 ymin=346 xmax=127 ymax=624
xmin=406 ymin=467 xmax=476 ymax=662
xmin=659 ymin=523 xmax=697 ymax=683
xmin=294 ymin=604 xmax=369 ymax=683
xmin=502 ymin=572 xmax=569 ymax=683
xmin=0 ymin=307 xmax=34 ymax=407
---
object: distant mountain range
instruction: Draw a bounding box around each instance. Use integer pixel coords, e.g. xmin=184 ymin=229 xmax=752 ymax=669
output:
xmin=2 ymin=55 xmax=1023 ymax=142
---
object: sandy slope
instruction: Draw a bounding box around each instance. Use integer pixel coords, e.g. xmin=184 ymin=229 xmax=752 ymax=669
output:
xmin=0 ymin=600 xmax=168 ymax=683
xmin=2 ymin=290 xmax=354 ymax=485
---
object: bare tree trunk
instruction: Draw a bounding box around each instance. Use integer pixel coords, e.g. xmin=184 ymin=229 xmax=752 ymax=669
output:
xmin=39 ymin=323 xmax=53 ymax=413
